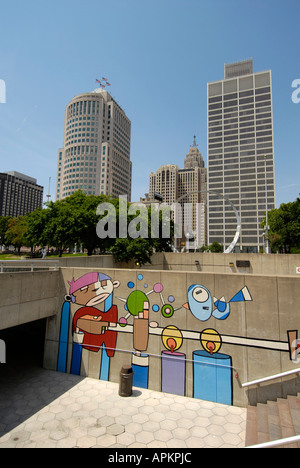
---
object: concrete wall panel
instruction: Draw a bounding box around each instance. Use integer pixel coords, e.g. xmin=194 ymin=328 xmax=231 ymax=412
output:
xmin=0 ymin=271 xmax=59 ymax=331
xmin=43 ymin=267 xmax=300 ymax=407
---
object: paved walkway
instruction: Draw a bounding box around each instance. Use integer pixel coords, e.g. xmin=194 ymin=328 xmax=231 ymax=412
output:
xmin=0 ymin=361 xmax=247 ymax=449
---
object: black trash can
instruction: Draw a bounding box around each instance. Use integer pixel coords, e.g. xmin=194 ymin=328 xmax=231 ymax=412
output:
xmin=119 ymin=365 xmax=133 ymax=397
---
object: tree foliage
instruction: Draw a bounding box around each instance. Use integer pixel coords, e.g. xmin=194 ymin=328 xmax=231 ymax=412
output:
xmin=2 ymin=191 xmax=174 ymax=263
xmin=5 ymin=216 xmax=28 ymax=253
xmin=26 ymin=191 xmax=113 ymax=256
xmin=261 ymin=196 xmax=300 ymax=253
xmin=0 ymin=216 xmax=12 ymax=247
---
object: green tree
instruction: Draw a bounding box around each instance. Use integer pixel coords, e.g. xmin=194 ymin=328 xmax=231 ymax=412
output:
xmin=209 ymin=241 xmax=223 ymax=253
xmin=5 ymin=216 xmax=28 ymax=254
xmin=109 ymin=203 xmax=174 ymax=265
xmin=25 ymin=208 xmax=49 ymax=253
xmin=261 ymin=196 xmax=300 ymax=253
xmin=25 ymin=191 xmax=115 ymax=256
xmin=0 ymin=216 xmax=12 ymax=247
xmin=110 ymin=238 xmax=153 ymax=265
xmin=65 ymin=191 xmax=114 ymax=256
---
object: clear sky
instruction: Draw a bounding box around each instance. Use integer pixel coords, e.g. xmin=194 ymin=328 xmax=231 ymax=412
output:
xmin=0 ymin=0 xmax=299 ymax=207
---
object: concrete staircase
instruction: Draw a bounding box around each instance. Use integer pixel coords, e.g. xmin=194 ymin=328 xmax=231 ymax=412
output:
xmin=245 ymin=394 xmax=300 ymax=447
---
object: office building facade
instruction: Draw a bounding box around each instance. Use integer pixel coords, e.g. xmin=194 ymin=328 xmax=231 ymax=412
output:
xmin=0 ymin=171 xmax=44 ymax=217
xmin=148 ymin=140 xmax=207 ymax=248
xmin=207 ymin=59 xmax=276 ymax=252
xmin=56 ymin=88 xmax=132 ymax=200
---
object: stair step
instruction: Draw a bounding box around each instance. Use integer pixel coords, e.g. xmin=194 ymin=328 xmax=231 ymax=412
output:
xmin=245 ymin=405 xmax=257 ymax=446
xmin=276 ymin=398 xmax=297 ymax=448
xmin=288 ymin=395 xmax=300 ymax=434
xmin=256 ymin=403 xmax=270 ymax=444
xmin=246 ymin=394 xmax=300 ymax=448
xmin=267 ymin=401 xmax=281 ymax=442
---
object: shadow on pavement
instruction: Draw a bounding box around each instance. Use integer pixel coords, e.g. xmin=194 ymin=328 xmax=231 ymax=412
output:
xmin=0 ymin=320 xmax=84 ymax=437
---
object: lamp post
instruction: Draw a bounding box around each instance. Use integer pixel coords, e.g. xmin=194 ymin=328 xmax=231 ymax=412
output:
xmin=264 ymin=155 xmax=270 ymax=254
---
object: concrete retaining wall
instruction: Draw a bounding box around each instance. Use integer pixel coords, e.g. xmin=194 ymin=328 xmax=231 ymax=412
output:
xmin=57 ymin=252 xmax=300 ymax=276
xmin=0 ymin=271 xmax=59 ymax=330
xmin=44 ymin=267 xmax=300 ymax=408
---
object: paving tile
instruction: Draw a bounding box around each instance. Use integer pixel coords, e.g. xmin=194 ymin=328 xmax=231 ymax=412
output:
xmin=185 ymin=436 xmax=205 ymax=448
xmin=96 ymin=434 xmax=117 ymax=447
xmin=143 ymin=421 xmax=160 ymax=432
xmin=135 ymin=430 xmax=154 ymax=444
xmin=115 ymin=414 xmax=133 ymax=426
xmin=77 ymin=435 xmax=97 ymax=448
xmin=155 ymin=429 xmax=173 ymax=442
xmin=0 ymin=366 xmax=247 ymax=449
xmin=177 ymin=417 xmax=194 ymax=429
xmin=106 ymin=424 xmax=125 ymax=436
xmin=116 ymin=432 xmax=136 ymax=446
xmin=172 ymin=427 xmax=191 ymax=440
xmin=149 ymin=412 xmax=166 ymax=423
xmin=161 ymin=419 xmax=177 ymax=431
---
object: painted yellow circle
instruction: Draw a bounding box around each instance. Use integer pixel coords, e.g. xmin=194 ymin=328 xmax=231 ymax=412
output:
xmin=200 ymin=328 xmax=222 ymax=354
xmin=162 ymin=325 xmax=183 ymax=352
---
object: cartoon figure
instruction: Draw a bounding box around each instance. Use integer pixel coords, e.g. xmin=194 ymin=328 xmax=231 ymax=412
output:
xmin=183 ymin=284 xmax=252 ymax=321
xmin=59 ymin=272 xmax=120 ymax=380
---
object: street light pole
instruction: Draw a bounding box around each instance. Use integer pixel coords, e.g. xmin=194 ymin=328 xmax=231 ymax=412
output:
xmin=264 ymin=155 xmax=270 ymax=254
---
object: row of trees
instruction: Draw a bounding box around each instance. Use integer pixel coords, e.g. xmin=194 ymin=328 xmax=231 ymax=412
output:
xmin=262 ymin=196 xmax=300 ymax=253
xmin=2 ymin=191 xmax=299 ymax=260
xmin=0 ymin=191 xmax=174 ymax=265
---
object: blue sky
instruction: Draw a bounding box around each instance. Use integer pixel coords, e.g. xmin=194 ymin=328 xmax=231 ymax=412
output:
xmin=0 ymin=0 xmax=299 ymax=207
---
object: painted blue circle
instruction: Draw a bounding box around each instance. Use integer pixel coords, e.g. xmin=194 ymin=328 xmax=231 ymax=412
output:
xmin=152 ymin=304 xmax=160 ymax=312
xmin=137 ymin=274 xmax=143 ymax=280
xmin=127 ymin=281 xmax=135 ymax=288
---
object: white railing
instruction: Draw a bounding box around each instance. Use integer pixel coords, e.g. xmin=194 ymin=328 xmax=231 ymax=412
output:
xmin=241 ymin=367 xmax=300 ymax=388
xmin=0 ymin=260 xmax=59 ymax=273
xmin=246 ymin=434 xmax=300 ymax=448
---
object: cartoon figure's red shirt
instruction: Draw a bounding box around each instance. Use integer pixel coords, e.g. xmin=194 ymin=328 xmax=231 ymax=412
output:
xmin=72 ymin=306 xmax=118 ymax=357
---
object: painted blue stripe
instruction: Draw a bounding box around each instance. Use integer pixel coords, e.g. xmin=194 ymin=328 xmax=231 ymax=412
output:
xmin=57 ymin=301 xmax=71 ymax=373
xmin=100 ymin=344 xmax=110 ymax=381
xmin=71 ymin=341 xmax=83 ymax=375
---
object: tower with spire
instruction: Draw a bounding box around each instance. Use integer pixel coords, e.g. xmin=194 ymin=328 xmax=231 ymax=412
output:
xmin=184 ymin=135 xmax=205 ymax=169
xmin=148 ymin=136 xmax=207 ymax=249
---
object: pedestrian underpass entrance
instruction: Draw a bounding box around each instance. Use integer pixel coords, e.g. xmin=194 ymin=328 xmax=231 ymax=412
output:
xmin=0 ymin=319 xmax=47 ymax=372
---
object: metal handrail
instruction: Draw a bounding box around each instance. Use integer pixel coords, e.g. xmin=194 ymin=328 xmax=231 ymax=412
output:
xmin=246 ymin=434 xmax=300 ymax=449
xmin=0 ymin=260 xmax=59 ymax=273
xmin=241 ymin=367 xmax=300 ymax=388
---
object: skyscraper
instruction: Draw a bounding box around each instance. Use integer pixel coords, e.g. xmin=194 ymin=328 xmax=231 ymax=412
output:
xmin=0 ymin=171 xmax=43 ymax=217
xmin=56 ymin=87 xmax=132 ymax=201
xmin=148 ymin=139 xmax=207 ymax=248
xmin=207 ymin=59 xmax=276 ymax=252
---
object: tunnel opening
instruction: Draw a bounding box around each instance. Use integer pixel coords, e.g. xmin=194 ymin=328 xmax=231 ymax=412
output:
xmin=0 ymin=318 xmax=47 ymax=373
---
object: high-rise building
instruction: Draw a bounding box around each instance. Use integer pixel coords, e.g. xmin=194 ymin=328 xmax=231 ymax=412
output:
xmin=56 ymin=87 xmax=132 ymax=200
xmin=207 ymin=59 xmax=276 ymax=252
xmin=148 ymin=139 xmax=207 ymax=248
xmin=0 ymin=171 xmax=43 ymax=217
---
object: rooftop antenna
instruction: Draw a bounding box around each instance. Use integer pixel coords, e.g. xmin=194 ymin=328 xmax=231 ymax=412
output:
xmin=191 ymin=135 xmax=198 ymax=147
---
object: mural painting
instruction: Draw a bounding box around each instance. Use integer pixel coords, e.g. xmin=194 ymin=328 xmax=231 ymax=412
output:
xmin=57 ymin=271 xmax=299 ymax=406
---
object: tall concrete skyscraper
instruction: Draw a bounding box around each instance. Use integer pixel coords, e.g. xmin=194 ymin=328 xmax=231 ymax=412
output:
xmin=207 ymin=59 xmax=275 ymax=252
xmin=56 ymin=87 xmax=132 ymax=200
xmin=148 ymin=139 xmax=207 ymax=248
